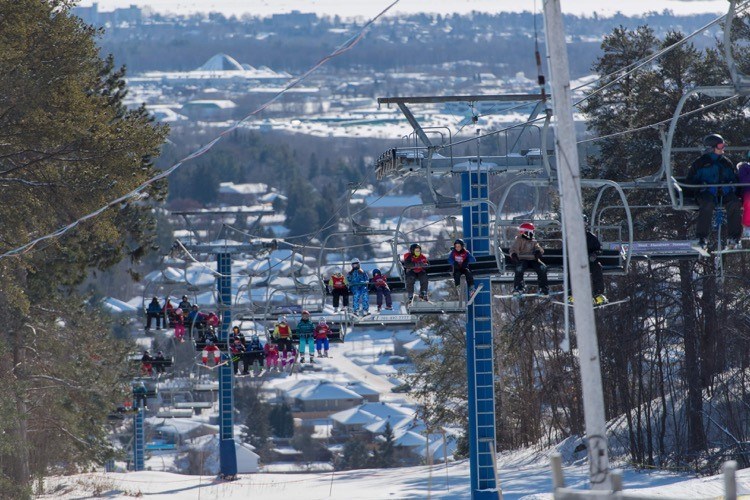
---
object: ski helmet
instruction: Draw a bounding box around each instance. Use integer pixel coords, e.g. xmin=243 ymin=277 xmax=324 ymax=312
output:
xmin=251 ymin=334 xmax=259 ymax=342
xmin=409 ymin=243 xmax=421 ymax=253
xmin=454 ymin=238 xmax=465 ymax=249
xmin=277 ymin=316 xmax=285 ymax=323
xmin=372 ymin=268 xmax=381 ymax=276
xmin=175 ymin=308 xmax=183 ymax=315
xmin=704 ymin=134 xmax=725 ymax=149
xmin=519 ymin=222 xmax=535 ymax=239
xmin=351 ymin=257 xmax=360 ymax=265
xmin=301 ymin=310 xmax=310 ymax=318
xmin=318 ymin=318 xmax=327 ymax=326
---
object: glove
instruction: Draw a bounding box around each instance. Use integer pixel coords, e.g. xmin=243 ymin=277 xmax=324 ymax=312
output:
xmin=510 ymin=253 xmax=519 ymax=264
xmin=589 ymin=252 xmax=598 ymax=263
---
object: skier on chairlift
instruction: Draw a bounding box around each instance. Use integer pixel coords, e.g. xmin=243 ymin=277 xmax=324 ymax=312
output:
xmin=510 ymin=222 xmax=549 ymax=296
xmin=348 ymin=258 xmax=370 ymax=316
xmin=687 ymin=133 xmax=742 ymax=250
xmin=315 ymin=318 xmax=331 ymax=358
xmin=403 ymin=243 xmax=430 ymax=302
xmin=567 ymin=215 xmax=607 ymax=305
xmin=370 ymin=268 xmax=393 ymax=312
xmin=448 ymin=238 xmax=476 ymax=295
xmin=297 ymin=310 xmax=316 ymax=363
xmin=328 ymin=269 xmax=349 ymax=313
xmin=273 ymin=316 xmax=295 ymax=369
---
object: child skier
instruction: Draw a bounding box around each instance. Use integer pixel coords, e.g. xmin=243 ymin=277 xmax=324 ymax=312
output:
xmin=296 ymin=310 xmax=316 ymax=363
xmin=264 ymin=338 xmax=280 ymax=371
xmin=273 ymin=316 xmax=295 ymax=369
xmin=141 ymin=350 xmax=154 ymax=376
xmin=403 ymin=243 xmax=429 ymax=302
xmin=509 ymin=222 xmax=549 ymax=296
xmin=315 ymin=319 xmax=331 ymax=358
xmin=448 ymin=238 xmax=476 ymax=294
xmin=173 ymin=308 xmax=186 ymax=342
xmin=738 ymin=153 xmax=750 ymax=239
xmin=347 ymin=258 xmax=370 ymax=316
xmin=328 ymin=270 xmax=349 ymax=313
xmin=229 ymin=337 xmax=247 ymax=375
xmin=370 ymin=268 xmax=393 ymax=312
xmin=246 ymin=334 xmax=265 ymax=373
xmin=201 ymin=339 xmax=221 ymax=366
xmin=154 ymin=351 xmax=167 ymax=375
xmin=145 ymin=297 xmax=162 ymax=331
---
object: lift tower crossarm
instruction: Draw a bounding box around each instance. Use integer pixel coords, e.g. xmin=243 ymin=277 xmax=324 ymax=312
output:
xmin=377 ymin=94 xmax=544 ymax=104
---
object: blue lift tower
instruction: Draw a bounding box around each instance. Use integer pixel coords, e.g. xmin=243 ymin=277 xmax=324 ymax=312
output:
xmin=376 ymin=93 xmax=547 ymax=499
xmin=180 ymin=238 xmax=275 ymax=479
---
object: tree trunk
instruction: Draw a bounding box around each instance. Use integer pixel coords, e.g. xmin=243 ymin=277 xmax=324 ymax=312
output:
xmin=679 ymin=261 xmax=706 ymax=455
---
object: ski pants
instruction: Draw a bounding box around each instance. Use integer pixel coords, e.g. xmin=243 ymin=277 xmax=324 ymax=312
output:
xmin=316 ymin=337 xmax=330 ymax=353
xmin=277 ymin=337 xmax=293 ymax=355
xmin=265 ymin=353 xmax=279 ymax=369
xmin=696 ymin=192 xmax=741 ymax=240
xmin=232 ymin=354 xmax=249 ymax=374
xmin=332 ymin=288 xmax=349 ymax=308
xmin=567 ymin=261 xmax=605 ymax=297
xmin=351 ymin=285 xmax=369 ymax=312
xmin=202 ymin=346 xmax=221 ymax=365
xmin=375 ymin=287 xmax=392 ymax=308
xmin=174 ymin=323 xmax=185 ymax=341
xmin=298 ymin=336 xmax=315 ymax=356
xmin=135 ymin=394 xmax=148 ymax=409
xmin=146 ymin=312 xmax=162 ymax=329
xmin=406 ymin=270 xmax=429 ymax=297
xmin=452 ymin=267 xmax=474 ymax=287
xmin=514 ymin=259 xmax=548 ymax=290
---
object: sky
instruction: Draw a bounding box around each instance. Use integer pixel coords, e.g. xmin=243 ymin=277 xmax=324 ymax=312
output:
xmin=79 ymin=0 xmax=731 ymax=19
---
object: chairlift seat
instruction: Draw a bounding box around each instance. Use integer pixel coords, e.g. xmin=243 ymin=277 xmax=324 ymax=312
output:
xmin=267 ymin=324 xmax=345 ymax=343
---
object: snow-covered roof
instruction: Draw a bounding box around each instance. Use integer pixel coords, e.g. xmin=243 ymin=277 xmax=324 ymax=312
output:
xmin=358 ymin=402 xmax=415 ymax=421
xmin=330 ymin=407 xmax=382 ymax=426
xmin=363 ymin=195 xmax=423 ymax=209
xmin=182 ymin=99 xmax=237 ymax=110
xmin=393 ymin=430 xmax=426 ymax=448
xmin=345 ymin=382 xmax=380 ymax=398
xmin=288 ymin=381 xmax=363 ymax=402
xmin=197 ymin=53 xmax=244 ymax=72
xmin=102 ymin=297 xmax=139 ymax=314
xmin=218 ymin=182 xmax=269 ymax=195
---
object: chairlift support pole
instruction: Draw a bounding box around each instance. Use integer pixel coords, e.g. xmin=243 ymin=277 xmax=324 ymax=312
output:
xmin=543 ymin=0 xmax=611 ymax=489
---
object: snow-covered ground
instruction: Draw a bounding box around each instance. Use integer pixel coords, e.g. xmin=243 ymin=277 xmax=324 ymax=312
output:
xmin=42 ymin=454 xmax=750 ymax=499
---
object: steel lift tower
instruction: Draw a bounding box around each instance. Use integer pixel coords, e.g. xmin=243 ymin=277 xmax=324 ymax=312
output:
xmin=377 ymin=93 xmax=547 ymax=499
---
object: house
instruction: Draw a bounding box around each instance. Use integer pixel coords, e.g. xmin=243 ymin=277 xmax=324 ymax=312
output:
xmin=181 ymin=99 xmax=237 ymax=120
xmin=345 ymin=382 xmax=380 ymax=403
xmin=217 ymin=182 xmax=271 ymax=205
xmin=286 ymin=380 xmax=363 ymax=417
xmin=363 ymin=195 xmax=423 ymax=218
xmin=330 ymin=402 xmax=415 ymax=436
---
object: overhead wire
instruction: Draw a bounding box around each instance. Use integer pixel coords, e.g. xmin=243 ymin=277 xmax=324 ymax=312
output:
xmin=0 ymin=0 xmax=401 ymax=261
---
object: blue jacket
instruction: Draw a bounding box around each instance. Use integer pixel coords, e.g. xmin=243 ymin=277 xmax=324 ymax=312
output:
xmin=448 ymin=249 xmax=476 ymax=269
xmin=687 ymin=152 xmax=738 ymax=197
xmin=147 ymin=300 xmax=161 ymax=314
xmin=347 ymin=269 xmax=369 ymax=288
xmin=296 ymin=319 xmax=316 ymax=338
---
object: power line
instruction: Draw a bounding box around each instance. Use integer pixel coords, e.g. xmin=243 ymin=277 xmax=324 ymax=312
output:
xmin=0 ymin=0 xmax=401 ymax=261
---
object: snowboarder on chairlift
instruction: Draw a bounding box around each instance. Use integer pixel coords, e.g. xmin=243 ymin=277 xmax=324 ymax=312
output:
xmin=230 ymin=325 xmax=246 ymax=345
xmin=315 ymin=318 xmax=331 ymax=358
xmin=370 ymin=268 xmax=393 ymax=312
xmin=229 ymin=337 xmax=247 ymax=375
xmin=133 ymin=381 xmax=148 ymax=409
xmin=448 ymin=238 xmax=477 ymax=295
xmin=297 ymin=310 xmax=316 ymax=363
xmin=246 ymin=334 xmax=265 ymax=373
xmin=403 ymin=243 xmax=429 ymax=302
xmin=510 ymin=222 xmax=549 ymax=296
xmin=567 ymin=215 xmax=607 ymax=305
xmin=328 ymin=270 xmax=349 ymax=313
xmin=348 ymin=258 xmax=370 ymax=316
xmin=687 ymin=133 xmax=742 ymax=250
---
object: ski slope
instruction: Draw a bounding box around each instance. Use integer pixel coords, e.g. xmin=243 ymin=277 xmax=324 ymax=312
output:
xmin=42 ymin=453 xmax=750 ymax=499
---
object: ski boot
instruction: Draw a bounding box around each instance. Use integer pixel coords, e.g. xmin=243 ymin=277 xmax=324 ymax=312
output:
xmin=310 ymin=355 xmax=315 ymax=364
xmin=593 ymin=294 xmax=609 ymax=306
xmin=419 ymin=292 xmax=429 ymax=302
xmin=300 ymin=357 xmax=306 ymax=364
xmin=385 ymin=305 xmax=393 ymax=310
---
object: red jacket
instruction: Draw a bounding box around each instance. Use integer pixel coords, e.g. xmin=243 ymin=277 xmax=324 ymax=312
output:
xmin=264 ymin=343 xmax=279 ymax=357
xmin=329 ymin=274 xmax=347 ymax=289
xmin=403 ymin=252 xmax=429 ymax=273
xmin=371 ymin=273 xmax=389 ymax=289
xmin=274 ymin=323 xmax=292 ymax=339
xmin=314 ymin=324 xmax=331 ymax=340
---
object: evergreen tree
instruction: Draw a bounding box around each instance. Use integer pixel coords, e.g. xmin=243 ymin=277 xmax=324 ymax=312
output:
xmin=237 ymin=387 xmax=272 ymax=460
xmin=377 ymin=421 xmax=396 ymax=468
xmin=337 ymin=437 xmax=370 ymax=470
xmin=269 ymin=403 xmax=294 ymax=438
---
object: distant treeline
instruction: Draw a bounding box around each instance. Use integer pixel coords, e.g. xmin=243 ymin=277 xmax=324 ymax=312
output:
xmin=99 ymin=11 xmax=719 ymax=78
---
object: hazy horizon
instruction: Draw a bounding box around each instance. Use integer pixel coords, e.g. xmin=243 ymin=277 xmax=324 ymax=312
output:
xmin=77 ymin=0 xmax=729 ymax=19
